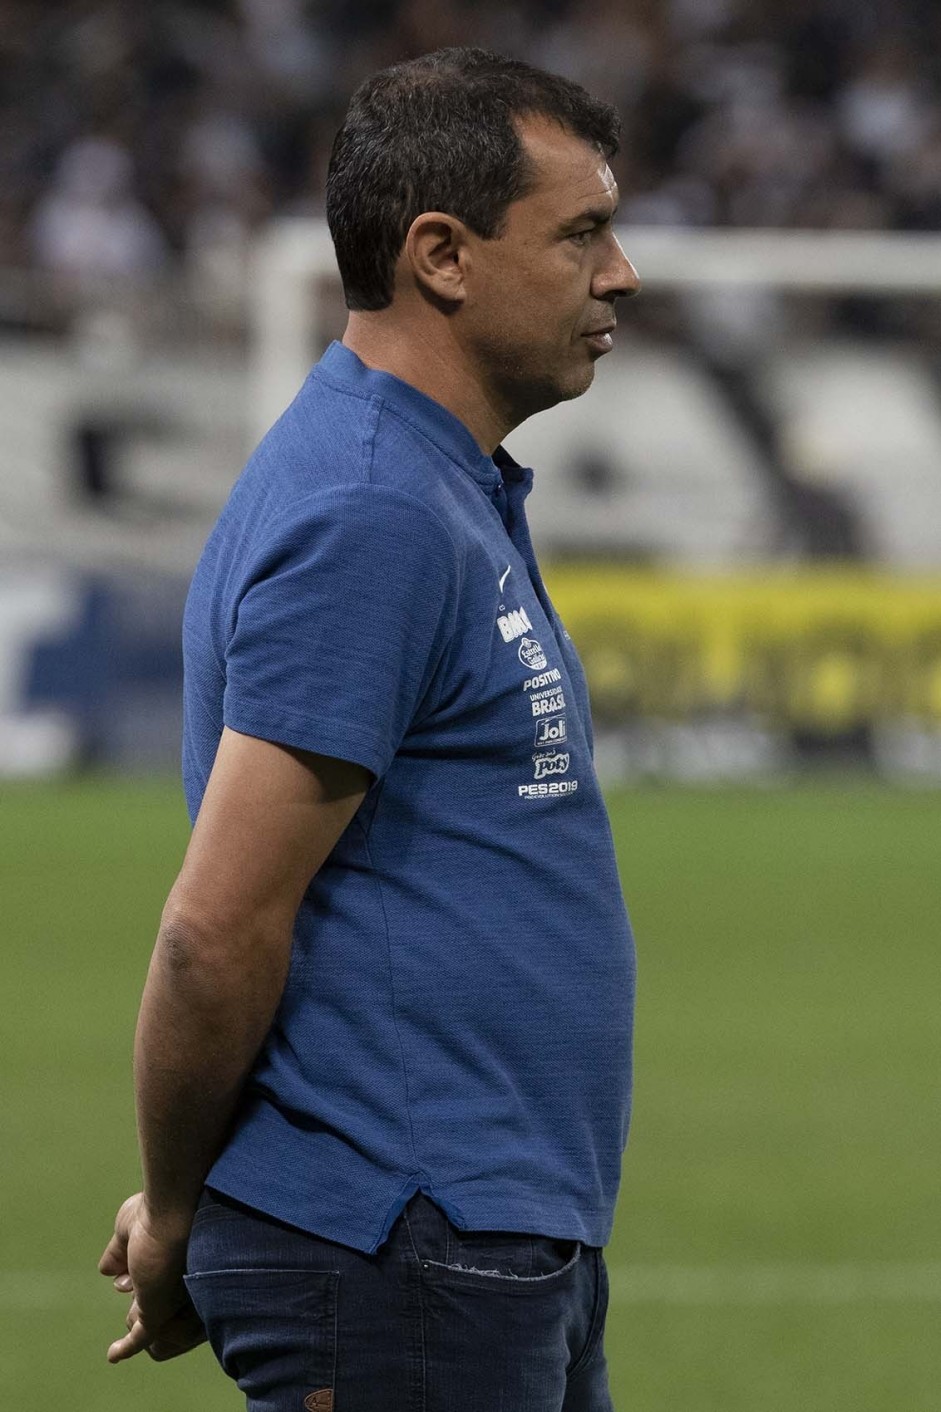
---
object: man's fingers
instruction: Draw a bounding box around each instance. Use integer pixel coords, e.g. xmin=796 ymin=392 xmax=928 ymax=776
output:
xmin=99 ymin=1193 xmax=199 ymax=1364
xmin=99 ymin=1192 xmax=144 ymax=1276
xmin=107 ymin=1294 xmax=206 ymax=1365
xmin=148 ymin=1338 xmax=205 ymax=1363
xmin=147 ymin=1318 xmax=208 ymax=1362
xmin=98 ymin=1231 xmax=129 ymax=1277
xmin=107 ymin=1318 xmax=151 ymax=1364
xmin=98 ymin=1198 xmax=136 ymax=1275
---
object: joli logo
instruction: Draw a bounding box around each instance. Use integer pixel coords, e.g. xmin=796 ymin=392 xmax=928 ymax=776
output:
xmin=534 ymin=715 xmax=567 ymax=747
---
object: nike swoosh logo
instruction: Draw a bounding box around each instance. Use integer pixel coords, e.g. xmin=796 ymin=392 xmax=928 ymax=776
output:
xmin=498 ymin=565 xmax=512 ymax=592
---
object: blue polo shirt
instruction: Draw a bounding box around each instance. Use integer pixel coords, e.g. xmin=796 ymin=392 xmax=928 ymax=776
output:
xmin=182 ymin=341 xmax=635 ymax=1253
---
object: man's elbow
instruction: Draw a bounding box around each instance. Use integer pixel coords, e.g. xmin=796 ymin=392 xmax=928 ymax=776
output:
xmin=156 ymin=898 xmax=290 ymax=980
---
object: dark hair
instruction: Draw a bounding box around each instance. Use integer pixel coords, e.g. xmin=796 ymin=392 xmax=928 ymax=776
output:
xmin=326 ymin=47 xmax=621 ymax=311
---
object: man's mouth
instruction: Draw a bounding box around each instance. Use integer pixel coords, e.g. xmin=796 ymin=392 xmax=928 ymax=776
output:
xmin=582 ymin=324 xmax=616 ymax=352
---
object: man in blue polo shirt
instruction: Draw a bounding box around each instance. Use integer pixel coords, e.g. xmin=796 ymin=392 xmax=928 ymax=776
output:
xmin=100 ymin=46 xmax=639 ymax=1412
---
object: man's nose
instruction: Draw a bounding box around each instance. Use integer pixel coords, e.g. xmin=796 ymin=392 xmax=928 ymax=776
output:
xmin=594 ymin=233 xmax=640 ymax=300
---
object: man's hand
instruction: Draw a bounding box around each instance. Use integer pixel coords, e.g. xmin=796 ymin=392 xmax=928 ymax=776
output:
xmin=99 ymin=1192 xmax=206 ymax=1363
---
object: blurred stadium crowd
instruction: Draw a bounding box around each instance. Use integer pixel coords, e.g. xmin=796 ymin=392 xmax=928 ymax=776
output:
xmin=3 ymin=1 xmax=941 ymax=781
xmin=3 ymin=0 xmax=941 ymax=288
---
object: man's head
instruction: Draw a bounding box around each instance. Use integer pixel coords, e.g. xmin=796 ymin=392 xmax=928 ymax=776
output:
xmin=327 ymin=48 xmax=639 ymax=431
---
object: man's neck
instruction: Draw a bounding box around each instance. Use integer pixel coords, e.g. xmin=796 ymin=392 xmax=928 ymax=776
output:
xmin=342 ymin=313 xmax=511 ymax=455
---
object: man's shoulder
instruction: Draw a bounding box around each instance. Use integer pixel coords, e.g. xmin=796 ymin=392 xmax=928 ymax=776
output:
xmin=238 ymin=379 xmax=471 ymax=545
xmin=248 ymin=366 xmax=448 ymax=493
xmin=252 ymin=365 xmax=372 ymax=491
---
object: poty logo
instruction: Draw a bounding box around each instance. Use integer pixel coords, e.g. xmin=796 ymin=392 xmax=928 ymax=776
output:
xmin=518 ymin=637 xmax=548 ymax=670
xmin=534 ymin=715 xmax=567 ymax=747
xmin=532 ymin=749 xmax=570 ymax=780
xmin=497 ymin=607 xmax=532 ymax=643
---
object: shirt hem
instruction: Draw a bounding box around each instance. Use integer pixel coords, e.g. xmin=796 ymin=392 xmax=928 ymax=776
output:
xmin=205 ymin=1160 xmax=615 ymax=1254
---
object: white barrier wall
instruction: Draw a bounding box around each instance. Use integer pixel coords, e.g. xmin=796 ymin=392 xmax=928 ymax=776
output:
xmin=0 ymin=570 xmax=78 ymax=775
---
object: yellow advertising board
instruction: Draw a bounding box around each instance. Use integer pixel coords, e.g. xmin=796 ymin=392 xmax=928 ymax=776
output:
xmin=544 ymin=566 xmax=941 ymax=733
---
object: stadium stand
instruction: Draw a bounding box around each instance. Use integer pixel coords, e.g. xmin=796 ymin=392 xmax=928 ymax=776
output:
xmin=3 ymin=0 xmax=941 ymax=280
xmin=2 ymin=1 xmax=941 ymax=776
xmin=3 ymin=0 xmax=941 ymax=568
xmin=765 ymin=346 xmax=941 ymax=567
xmin=0 ymin=339 xmax=244 ymax=573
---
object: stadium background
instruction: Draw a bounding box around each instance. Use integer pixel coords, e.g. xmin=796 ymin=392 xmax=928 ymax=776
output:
xmin=2 ymin=2 xmax=940 ymax=1409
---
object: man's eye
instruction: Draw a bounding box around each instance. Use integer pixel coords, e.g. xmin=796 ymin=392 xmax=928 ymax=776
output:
xmin=569 ymin=229 xmax=592 ymax=245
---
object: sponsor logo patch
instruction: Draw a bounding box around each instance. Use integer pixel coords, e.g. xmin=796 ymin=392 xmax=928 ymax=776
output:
xmin=534 ymin=715 xmax=567 ymax=747
xmin=532 ymin=749 xmax=571 ymax=780
xmin=531 ymin=691 xmax=565 ymax=717
xmin=497 ymin=607 xmax=533 ymax=643
xmin=518 ymin=637 xmax=548 ymax=670
xmin=518 ymin=779 xmax=579 ymax=798
xmin=523 ymin=668 xmax=561 ymax=692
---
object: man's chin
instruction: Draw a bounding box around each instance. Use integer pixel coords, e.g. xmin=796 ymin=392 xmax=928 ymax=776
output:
xmin=552 ymin=361 xmax=596 ymax=404
xmin=498 ymin=359 xmax=596 ymax=425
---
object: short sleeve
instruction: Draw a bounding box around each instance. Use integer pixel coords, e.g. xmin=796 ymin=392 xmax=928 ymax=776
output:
xmin=223 ymin=485 xmax=459 ymax=778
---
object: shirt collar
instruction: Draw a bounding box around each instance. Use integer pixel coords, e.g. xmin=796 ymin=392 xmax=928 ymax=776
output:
xmin=316 ymin=342 xmax=533 ymax=500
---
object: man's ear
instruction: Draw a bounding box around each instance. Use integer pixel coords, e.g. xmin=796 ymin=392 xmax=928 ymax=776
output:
xmin=403 ymin=212 xmax=470 ymax=305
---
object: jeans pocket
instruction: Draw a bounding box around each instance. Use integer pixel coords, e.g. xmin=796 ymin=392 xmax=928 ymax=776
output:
xmin=421 ymin=1236 xmax=582 ymax=1292
xmin=183 ymin=1268 xmax=339 ymax=1406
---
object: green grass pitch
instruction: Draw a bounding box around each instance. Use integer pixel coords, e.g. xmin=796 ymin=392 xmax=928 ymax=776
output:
xmin=1 ymin=776 xmax=939 ymax=1411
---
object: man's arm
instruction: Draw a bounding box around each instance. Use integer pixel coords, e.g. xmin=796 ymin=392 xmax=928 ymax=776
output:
xmin=98 ymin=726 xmax=370 ymax=1363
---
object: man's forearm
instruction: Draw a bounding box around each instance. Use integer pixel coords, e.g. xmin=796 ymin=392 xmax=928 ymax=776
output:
xmin=134 ymin=911 xmax=292 ymax=1233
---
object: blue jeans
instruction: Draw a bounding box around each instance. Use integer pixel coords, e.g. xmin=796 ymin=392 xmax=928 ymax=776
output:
xmin=185 ymin=1188 xmax=615 ymax=1411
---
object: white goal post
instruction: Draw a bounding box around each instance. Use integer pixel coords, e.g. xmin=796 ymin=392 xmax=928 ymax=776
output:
xmin=250 ymin=223 xmax=941 ymax=441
